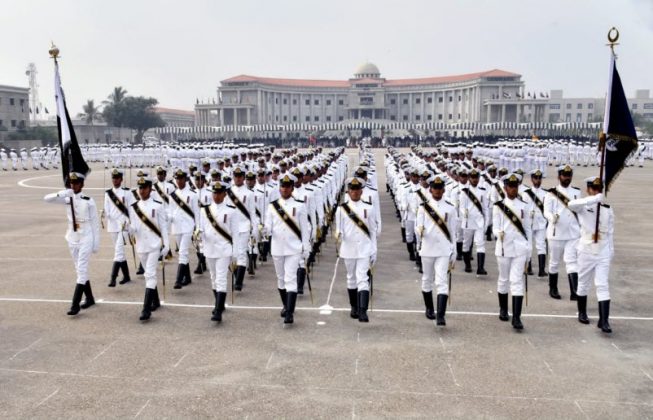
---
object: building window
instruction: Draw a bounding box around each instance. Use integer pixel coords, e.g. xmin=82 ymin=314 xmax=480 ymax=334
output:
xmin=275 ymin=98 xmax=279 ymax=104
xmin=438 ymin=97 xmax=443 ymax=103
xmin=305 ymin=116 xmax=310 ymax=122
xmin=10 ymin=98 xmax=15 ymax=106
xmin=587 ymin=113 xmax=593 ymax=121
xmin=588 ymin=103 xmax=593 ymax=109
xmin=438 ymin=114 xmax=443 ymax=120
xmin=416 ymin=115 xmax=421 ymax=121
xmin=458 ymin=95 xmax=461 ymax=101
xmin=427 ymin=114 xmax=433 ymax=121
xmin=402 ymin=115 xmax=408 ymax=121
xmin=283 ymin=116 xmax=287 ymax=121
xmin=275 ymin=116 xmax=279 ymax=121
xmin=292 ymin=116 xmax=297 ymax=122
xmin=644 ymin=103 xmax=653 ymax=109
xmin=415 ymin=98 xmax=421 ymax=104
xmin=402 ymin=98 xmax=408 ymax=105
xmin=338 ymin=99 xmax=344 ymax=105
xmin=566 ymin=103 xmax=572 ymax=109
xmin=326 ymin=116 xmax=332 ymax=122
xmin=292 ymin=99 xmax=297 ymax=105
xmin=305 ymin=99 xmax=310 ymax=105
xmin=449 ymin=96 xmax=453 ymax=102
xmin=549 ymin=104 xmax=561 ymax=109
xmin=577 ymin=103 xmax=583 ymax=109
xmin=565 ymin=113 xmax=571 ymax=122
xmin=20 ymin=99 xmax=25 ymax=106
xmin=632 ymin=104 xmax=638 ymax=110
xmin=326 ymin=100 xmax=331 ymax=106
xmin=0 ymin=120 xmax=3 ymax=127
xmin=427 ymin=97 xmax=433 ymax=104
xmin=314 ymin=99 xmax=319 ymax=105
xmin=448 ymin=113 xmax=452 ymax=120
xmin=360 ymin=97 xmax=373 ymax=105
xmin=576 ymin=113 xmax=582 ymax=122
xmin=338 ymin=116 xmax=344 ymax=121
xmin=390 ymin=99 xmax=396 ymax=105
xmin=457 ymin=113 xmax=461 ymax=120
xmin=11 ymin=120 xmax=17 ymax=127
xmin=314 ymin=116 xmax=319 ymax=121
xmin=390 ymin=115 xmax=396 ymax=121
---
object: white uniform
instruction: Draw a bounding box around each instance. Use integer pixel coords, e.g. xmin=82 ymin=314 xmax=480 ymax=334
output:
xmin=493 ymin=196 xmax=532 ymax=296
xmin=335 ymin=199 xmax=377 ymax=292
xmin=543 ymin=185 xmax=581 ymax=275
xmin=226 ymin=184 xmax=257 ymax=266
xmin=104 ymin=186 xmax=134 ymax=263
xmin=129 ymin=197 xmax=169 ymax=289
xmin=199 ymin=202 xmax=239 ymax=293
xmin=168 ymin=186 xmax=199 ymax=265
xmin=460 ymin=184 xmax=489 ymax=254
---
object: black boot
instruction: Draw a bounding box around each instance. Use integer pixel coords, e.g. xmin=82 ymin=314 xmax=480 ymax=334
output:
xmin=67 ymin=283 xmax=85 ymax=315
xmin=136 ymin=263 xmax=145 ymax=275
xmin=194 ymin=253 xmax=204 ymax=274
xmin=512 ymin=296 xmax=524 ymax=330
xmin=139 ymin=288 xmax=154 ymax=321
xmin=548 ymin=273 xmax=561 ymax=299
xmin=108 ymin=261 xmax=120 ymax=287
xmin=416 ymin=255 xmax=423 ymax=273
xmin=597 ymin=300 xmax=612 ymax=333
xmin=174 ymin=264 xmax=184 ymax=289
xmin=211 ymin=292 xmax=227 ymax=322
xmin=284 ymin=292 xmax=297 ymax=324
xmin=436 ymin=294 xmax=448 ymax=326
xmin=401 ymin=227 xmax=406 ymax=243
xmin=297 ymin=267 xmax=306 ymax=295
xmin=407 ymin=242 xmax=416 ymax=261
xmin=348 ymin=288 xmax=359 ymax=319
xmin=456 ymin=242 xmax=463 ymax=261
xmin=485 ymin=225 xmax=493 ymax=241
xmin=201 ymin=253 xmax=207 ymax=272
xmin=476 ymin=252 xmax=487 ymax=275
xmin=234 ymin=266 xmax=246 ymax=290
xmin=119 ymin=260 xmax=131 ymax=284
xmin=151 ymin=287 xmax=161 ymax=312
xmin=247 ymin=254 xmax=255 ymax=275
xmin=357 ymin=291 xmax=370 ymax=323
xmin=278 ymin=288 xmax=287 ymax=318
xmin=568 ymin=273 xmax=578 ymax=301
xmin=182 ymin=263 xmax=192 ymax=286
xmin=577 ymin=295 xmax=589 ymax=324
xmin=422 ymin=291 xmax=436 ymax=320
xmin=527 ymin=260 xmax=534 ymax=276
xmin=498 ymin=293 xmax=509 ymax=321
xmin=80 ymin=281 xmax=95 ymax=309
xmin=537 ymin=254 xmax=547 ymax=277
xmin=463 ymin=251 xmax=472 ymax=273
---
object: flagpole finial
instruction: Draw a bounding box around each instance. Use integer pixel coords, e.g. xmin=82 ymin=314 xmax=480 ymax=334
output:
xmin=48 ymin=43 xmax=60 ymax=59
xmin=607 ymin=27 xmax=619 ymax=50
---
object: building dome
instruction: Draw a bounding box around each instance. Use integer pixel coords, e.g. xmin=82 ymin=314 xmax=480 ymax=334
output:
xmin=354 ymin=62 xmax=380 ymax=79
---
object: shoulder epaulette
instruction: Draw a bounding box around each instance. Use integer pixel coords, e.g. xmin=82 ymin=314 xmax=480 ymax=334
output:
xmin=122 ymin=187 xmax=130 ymax=190
xmin=153 ymin=199 xmax=162 ymax=204
xmin=478 ymin=187 xmax=486 ymax=191
xmin=305 ymin=187 xmax=314 ymax=191
xmin=226 ymin=204 xmax=236 ymax=209
xmin=493 ymin=200 xmax=503 ymax=206
xmin=367 ymin=186 xmax=377 ymax=191
xmin=445 ymin=200 xmax=454 ymax=206
xmin=572 ymin=186 xmax=580 ymax=190
xmin=601 ymin=203 xmax=610 ymax=208
xmin=518 ymin=197 xmax=527 ymax=203
xmin=362 ymin=198 xmax=372 ymax=205
xmin=294 ymin=198 xmax=305 ymax=203
xmin=105 ymin=188 xmax=112 ymax=193
xmin=81 ymin=196 xmax=91 ymax=200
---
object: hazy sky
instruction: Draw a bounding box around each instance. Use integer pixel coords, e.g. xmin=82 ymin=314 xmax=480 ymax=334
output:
xmin=2 ymin=0 xmax=652 ymax=114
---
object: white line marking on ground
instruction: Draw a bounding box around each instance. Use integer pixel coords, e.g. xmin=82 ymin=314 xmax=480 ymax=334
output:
xmin=355 ymin=358 xmax=359 ymax=375
xmin=351 ymin=401 xmax=356 ymax=420
xmin=9 ymin=338 xmax=42 ymax=361
xmin=91 ymin=340 xmax=117 ymax=362
xmin=323 ymin=257 xmax=340 ymax=307
xmin=439 ymin=337 xmax=446 ymax=351
xmin=611 ymin=342 xmax=625 ymax=354
xmin=134 ymin=399 xmax=151 ymax=419
xmin=0 ymin=297 xmax=652 ymax=320
xmin=447 ymin=362 xmax=461 ymax=387
xmin=525 ymin=338 xmax=536 ymax=349
xmin=265 ymin=352 xmax=274 ymax=370
xmin=574 ymin=400 xmax=590 ymax=420
xmin=542 ymin=359 xmax=554 ymax=374
xmin=18 ymin=174 xmax=106 ymax=190
xmin=640 ymin=368 xmax=653 ymax=382
xmin=35 ymin=387 xmax=60 ymax=408
xmin=173 ymin=352 xmax=190 ymax=368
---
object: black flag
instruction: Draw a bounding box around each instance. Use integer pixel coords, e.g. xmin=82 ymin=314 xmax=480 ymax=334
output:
xmin=54 ymin=60 xmax=90 ymax=188
xmin=601 ymin=52 xmax=638 ymax=194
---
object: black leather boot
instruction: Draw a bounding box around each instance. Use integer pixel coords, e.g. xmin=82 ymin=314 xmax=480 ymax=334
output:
xmin=422 ymin=291 xmax=436 ymax=320
xmin=537 ymin=254 xmax=547 ymax=277
xmin=212 ymin=292 xmax=227 ymax=322
xmin=577 ymin=295 xmax=589 ymax=324
xmin=119 ymin=260 xmax=131 ymax=284
xmin=284 ymin=292 xmax=297 ymax=324
xmin=597 ymin=300 xmax=612 ymax=333
xmin=247 ymin=254 xmax=255 ymax=275
xmin=348 ymin=288 xmax=359 ymax=319
xmin=401 ymin=227 xmax=406 ymax=243
xmin=234 ymin=266 xmax=246 ymax=290
xmin=278 ymin=288 xmax=287 ymax=318
xmin=463 ymin=251 xmax=472 ymax=273
xmin=512 ymin=296 xmax=524 ymax=330
xmin=407 ymin=242 xmax=416 ymax=261
xmin=67 ymin=283 xmax=85 ymax=315
xmin=174 ymin=264 xmax=184 ymax=289
xmin=416 ymin=255 xmax=423 ymax=273
xmin=139 ymin=288 xmax=154 ymax=321
xmin=568 ymin=273 xmax=578 ymax=301
xmin=151 ymin=287 xmax=160 ymax=312
xmin=297 ymin=267 xmax=306 ymax=295
xmin=80 ymin=281 xmax=95 ymax=309
xmin=201 ymin=253 xmax=207 ymax=272
xmin=527 ymin=260 xmax=534 ymax=276
xmin=136 ymin=263 xmax=145 ymax=275
xmin=456 ymin=242 xmax=463 ymax=261
xmin=357 ymin=291 xmax=370 ymax=322
xmin=436 ymin=294 xmax=448 ymax=326
xmin=181 ymin=263 xmax=192 ymax=286
xmin=498 ymin=293 xmax=509 ymax=321
xmin=476 ymin=252 xmax=487 ymax=275
xmin=549 ymin=273 xmax=561 ymax=299
xmin=108 ymin=262 xmax=120 ymax=287
xmin=194 ymin=252 xmax=204 ymax=274
xmin=485 ymin=225 xmax=493 ymax=241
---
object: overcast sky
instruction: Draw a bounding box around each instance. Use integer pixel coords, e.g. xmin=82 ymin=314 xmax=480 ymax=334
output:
xmin=1 ymin=0 xmax=652 ymax=114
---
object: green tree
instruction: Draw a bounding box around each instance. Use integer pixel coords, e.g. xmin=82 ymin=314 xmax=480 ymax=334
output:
xmin=120 ymin=96 xmax=165 ymax=143
xmin=102 ymin=86 xmax=128 ymax=128
xmin=79 ymin=99 xmax=102 ymax=142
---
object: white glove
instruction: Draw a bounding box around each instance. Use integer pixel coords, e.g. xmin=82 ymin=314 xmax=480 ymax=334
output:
xmin=160 ymin=244 xmax=170 ymax=258
xmin=59 ymin=189 xmax=74 ymax=198
xmin=370 ymin=253 xmax=377 ymax=265
xmin=449 ymin=251 xmax=456 ymax=264
xmin=302 ymin=250 xmax=310 ymax=261
xmin=231 ymin=254 xmax=238 ymax=265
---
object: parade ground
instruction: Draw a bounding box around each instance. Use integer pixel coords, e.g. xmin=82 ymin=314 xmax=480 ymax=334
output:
xmin=0 ymin=148 xmax=652 ymax=419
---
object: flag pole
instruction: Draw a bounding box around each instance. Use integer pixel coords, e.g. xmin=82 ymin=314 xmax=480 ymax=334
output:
xmin=50 ymin=43 xmax=78 ymax=232
xmin=595 ymin=28 xmax=620 ymax=243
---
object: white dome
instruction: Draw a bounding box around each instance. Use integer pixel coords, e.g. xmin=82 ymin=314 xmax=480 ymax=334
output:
xmin=354 ymin=62 xmax=380 ymax=78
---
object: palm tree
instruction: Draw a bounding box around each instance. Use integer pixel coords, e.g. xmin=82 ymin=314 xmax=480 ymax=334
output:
xmin=104 ymin=86 xmax=128 ymax=107
xmin=80 ymin=99 xmax=102 ymax=142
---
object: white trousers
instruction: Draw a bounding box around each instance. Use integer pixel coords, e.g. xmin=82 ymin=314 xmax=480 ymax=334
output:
xmin=273 ymin=254 xmax=301 ymax=292
xmin=496 ymin=255 xmax=527 ymax=296
xmin=68 ymin=238 xmax=93 ymax=285
xmin=110 ymin=232 xmax=128 ymax=262
xmin=343 ymin=257 xmax=370 ymax=291
xmin=548 ymin=238 xmax=578 ymax=274
xmin=175 ymin=233 xmax=192 ymax=264
xmin=207 ymin=257 xmax=231 ymax=292
xmin=405 ymin=219 xmax=415 ymax=243
xmin=463 ymin=228 xmax=486 ymax=253
xmin=236 ymin=232 xmax=249 ymax=266
xmin=576 ymin=250 xmax=611 ymax=301
xmin=138 ymin=251 xmax=160 ymax=289
xmin=533 ymin=229 xmax=546 ymax=255
xmin=421 ymin=256 xmax=449 ymax=295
